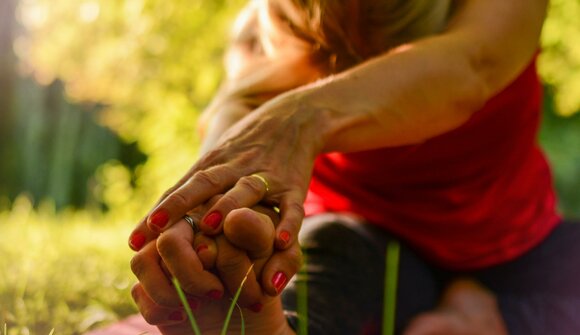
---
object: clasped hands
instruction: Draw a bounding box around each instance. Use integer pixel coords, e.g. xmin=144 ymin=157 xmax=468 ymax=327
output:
xmin=128 ymin=93 xmax=320 ymax=333
xmin=130 ymin=197 xmax=302 ymax=334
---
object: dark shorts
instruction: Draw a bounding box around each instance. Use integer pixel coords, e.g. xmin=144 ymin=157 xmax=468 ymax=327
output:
xmin=282 ymin=214 xmax=580 ymax=335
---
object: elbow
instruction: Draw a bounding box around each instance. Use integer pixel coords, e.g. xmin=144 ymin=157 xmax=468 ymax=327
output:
xmin=459 ymin=80 xmax=489 ymax=118
xmin=452 ymin=59 xmax=494 ymax=122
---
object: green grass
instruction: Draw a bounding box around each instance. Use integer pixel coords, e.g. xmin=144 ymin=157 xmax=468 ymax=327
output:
xmin=172 ymin=278 xmax=202 ymax=335
xmin=219 ymin=264 xmax=253 ymax=335
xmin=0 ymin=197 xmax=137 ymax=335
xmin=172 ymin=264 xmax=253 ymax=335
xmin=296 ymin=253 xmax=308 ymax=335
xmin=383 ymin=241 xmax=400 ymax=335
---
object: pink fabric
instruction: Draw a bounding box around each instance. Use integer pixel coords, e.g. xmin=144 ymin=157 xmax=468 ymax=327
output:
xmin=84 ymin=314 xmax=160 ymax=335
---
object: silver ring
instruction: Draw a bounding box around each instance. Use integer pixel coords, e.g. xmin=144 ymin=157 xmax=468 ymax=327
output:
xmin=183 ymin=215 xmax=200 ymax=233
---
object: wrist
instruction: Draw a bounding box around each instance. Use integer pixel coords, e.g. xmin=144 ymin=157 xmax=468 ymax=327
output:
xmin=289 ymin=78 xmax=376 ymax=153
xmin=252 ymin=88 xmax=331 ymax=159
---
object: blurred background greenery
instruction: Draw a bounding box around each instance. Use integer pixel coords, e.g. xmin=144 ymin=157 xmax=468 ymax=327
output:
xmin=0 ymin=0 xmax=579 ymax=334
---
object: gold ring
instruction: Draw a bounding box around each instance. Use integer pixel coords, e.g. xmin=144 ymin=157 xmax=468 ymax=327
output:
xmin=250 ymin=174 xmax=270 ymax=193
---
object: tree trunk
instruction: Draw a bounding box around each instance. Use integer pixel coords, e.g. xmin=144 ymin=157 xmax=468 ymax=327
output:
xmin=0 ymin=0 xmax=17 ymax=196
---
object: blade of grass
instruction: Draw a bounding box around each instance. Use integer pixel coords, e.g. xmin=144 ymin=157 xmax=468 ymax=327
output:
xmin=382 ymin=241 xmax=400 ymax=335
xmin=48 ymin=329 xmax=55 ymax=335
xmin=234 ymin=303 xmax=245 ymax=335
xmin=172 ymin=277 xmax=202 ymax=335
xmin=296 ymin=252 xmax=308 ymax=335
xmin=221 ymin=263 xmax=254 ymax=335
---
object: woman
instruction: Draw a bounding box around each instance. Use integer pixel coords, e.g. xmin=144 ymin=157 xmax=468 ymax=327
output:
xmin=129 ymin=0 xmax=580 ymax=333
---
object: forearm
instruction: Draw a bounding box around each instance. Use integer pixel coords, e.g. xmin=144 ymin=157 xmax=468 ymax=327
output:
xmin=280 ymin=0 xmax=547 ymax=153
xmin=296 ymin=36 xmax=489 ymax=152
xmin=198 ymin=95 xmax=252 ymax=155
xmin=198 ymin=0 xmax=327 ymax=154
xmin=198 ymin=64 xmax=319 ymax=155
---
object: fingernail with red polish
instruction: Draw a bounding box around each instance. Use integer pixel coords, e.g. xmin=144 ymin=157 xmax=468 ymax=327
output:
xmin=249 ymin=303 xmax=263 ymax=313
xmin=204 ymin=212 xmax=222 ymax=230
xmin=188 ymin=298 xmax=201 ymax=310
xmin=129 ymin=232 xmax=146 ymax=251
xmin=168 ymin=310 xmax=184 ymax=321
xmin=150 ymin=210 xmax=169 ymax=231
xmin=195 ymin=244 xmax=208 ymax=253
xmin=279 ymin=230 xmax=291 ymax=244
xmin=206 ymin=290 xmax=223 ymax=300
xmin=272 ymin=271 xmax=288 ymax=294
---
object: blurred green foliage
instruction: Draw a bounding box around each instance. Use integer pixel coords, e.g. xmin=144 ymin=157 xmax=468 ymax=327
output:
xmin=1 ymin=77 xmax=146 ymax=210
xmin=540 ymin=86 xmax=580 ymax=218
xmin=14 ymin=0 xmax=245 ymax=216
xmin=0 ymin=197 xmax=136 ymax=335
xmin=539 ymin=0 xmax=580 ymax=117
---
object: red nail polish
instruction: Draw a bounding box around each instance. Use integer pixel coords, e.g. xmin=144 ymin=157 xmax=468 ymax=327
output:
xmin=203 ymin=212 xmax=222 ymax=230
xmin=150 ymin=210 xmax=169 ymax=231
xmin=279 ymin=230 xmax=291 ymax=244
xmin=195 ymin=244 xmax=208 ymax=253
xmin=206 ymin=290 xmax=223 ymax=300
xmin=168 ymin=310 xmax=184 ymax=321
xmin=129 ymin=232 xmax=146 ymax=251
xmin=272 ymin=272 xmax=287 ymax=294
xmin=249 ymin=303 xmax=263 ymax=313
xmin=188 ymin=298 xmax=201 ymax=310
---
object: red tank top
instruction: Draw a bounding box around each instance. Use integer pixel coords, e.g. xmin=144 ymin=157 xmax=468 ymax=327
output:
xmin=305 ymin=58 xmax=560 ymax=270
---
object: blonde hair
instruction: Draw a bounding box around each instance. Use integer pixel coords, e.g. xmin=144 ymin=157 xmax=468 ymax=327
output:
xmin=264 ymin=0 xmax=452 ymax=73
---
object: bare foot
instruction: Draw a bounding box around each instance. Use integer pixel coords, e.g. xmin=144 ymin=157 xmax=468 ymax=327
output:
xmin=403 ymin=279 xmax=508 ymax=335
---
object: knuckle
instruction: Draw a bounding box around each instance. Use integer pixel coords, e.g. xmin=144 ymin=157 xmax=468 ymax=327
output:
xmin=180 ymin=279 xmax=203 ymax=295
xmin=194 ymin=170 xmax=222 ymax=188
xmin=219 ymin=196 xmax=242 ymax=211
xmin=239 ymin=176 xmax=264 ymax=195
xmin=160 ymin=186 xmax=177 ymax=200
xmin=156 ymin=234 xmax=177 ymax=259
xmin=286 ymin=247 xmax=304 ymax=273
xmin=286 ymin=202 xmax=305 ymax=221
xmin=165 ymin=191 xmax=189 ymax=209
xmin=130 ymin=254 xmax=146 ymax=278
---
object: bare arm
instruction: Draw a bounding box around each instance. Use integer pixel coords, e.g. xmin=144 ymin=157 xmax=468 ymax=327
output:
xmin=198 ymin=2 xmax=319 ymax=155
xmin=268 ymin=0 xmax=549 ymax=152
xmin=136 ymin=0 xmax=548 ymax=262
